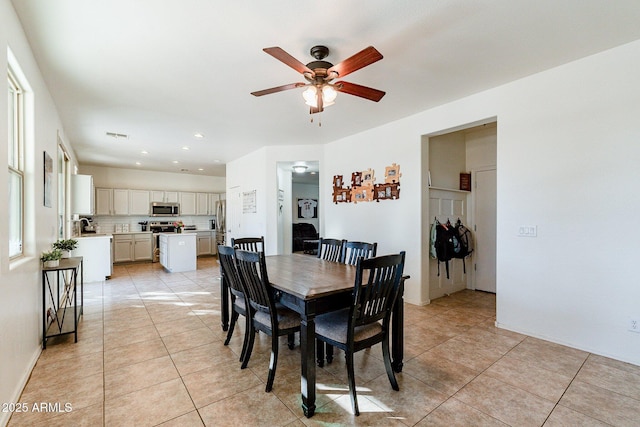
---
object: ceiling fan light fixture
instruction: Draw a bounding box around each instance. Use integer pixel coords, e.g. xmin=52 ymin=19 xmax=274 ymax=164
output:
xmin=322 ymin=85 xmax=338 ymax=103
xmin=302 ymin=86 xmax=317 ymax=107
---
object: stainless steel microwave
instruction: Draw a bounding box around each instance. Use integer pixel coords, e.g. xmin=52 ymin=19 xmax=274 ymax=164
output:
xmin=150 ymin=202 xmax=180 ymax=217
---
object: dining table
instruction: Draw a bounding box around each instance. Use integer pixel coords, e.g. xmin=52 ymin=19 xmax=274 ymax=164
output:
xmin=219 ymin=253 xmax=407 ymax=418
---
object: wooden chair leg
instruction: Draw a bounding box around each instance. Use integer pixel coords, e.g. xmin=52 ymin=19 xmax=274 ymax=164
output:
xmin=382 ymin=335 xmax=399 ymax=391
xmin=266 ymin=335 xmax=279 ymax=392
xmin=239 ymin=314 xmax=251 ymax=362
xmin=316 ymin=338 xmax=325 ymax=367
xmin=224 ymin=311 xmax=239 ymax=346
xmin=287 ymin=332 xmax=295 ymax=350
xmin=241 ymin=322 xmax=256 ymax=369
xmin=345 ymin=351 xmax=359 ymax=416
xmin=326 ymin=343 xmax=334 ymax=364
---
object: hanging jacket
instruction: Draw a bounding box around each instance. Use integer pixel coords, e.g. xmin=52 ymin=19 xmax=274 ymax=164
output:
xmin=429 ymin=220 xmax=438 ymax=259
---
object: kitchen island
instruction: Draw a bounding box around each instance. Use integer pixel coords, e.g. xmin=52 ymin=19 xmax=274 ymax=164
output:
xmin=72 ymin=234 xmax=113 ymax=282
xmin=158 ymin=232 xmax=197 ymax=272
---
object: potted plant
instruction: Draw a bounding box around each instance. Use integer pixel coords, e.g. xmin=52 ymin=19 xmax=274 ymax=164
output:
xmin=173 ymin=220 xmax=184 ymax=233
xmin=41 ymin=249 xmax=63 ymax=268
xmin=52 ymin=238 xmax=78 ymax=258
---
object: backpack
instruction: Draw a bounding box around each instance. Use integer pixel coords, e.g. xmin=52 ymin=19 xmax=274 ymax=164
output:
xmin=453 ymin=219 xmax=474 ymax=273
xmin=434 ymin=220 xmax=460 ymax=279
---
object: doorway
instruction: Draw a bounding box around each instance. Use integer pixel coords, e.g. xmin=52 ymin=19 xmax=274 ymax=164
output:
xmin=424 ymin=120 xmax=497 ymax=302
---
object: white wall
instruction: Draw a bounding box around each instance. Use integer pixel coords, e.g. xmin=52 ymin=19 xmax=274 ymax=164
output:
xmin=0 ymin=2 xmax=80 ymax=424
xmin=227 ymin=145 xmax=323 ymax=255
xmin=228 ymin=39 xmax=640 ymax=366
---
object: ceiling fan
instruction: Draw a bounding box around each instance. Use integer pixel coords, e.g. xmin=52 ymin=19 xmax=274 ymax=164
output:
xmin=251 ymin=45 xmax=385 ymax=114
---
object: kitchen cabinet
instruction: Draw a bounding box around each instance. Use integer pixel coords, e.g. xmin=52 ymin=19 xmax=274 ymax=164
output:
xmin=113 ymin=233 xmax=153 ymax=262
xmin=129 ymin=190 xmax=150 ymax=215
xmin=196 ymin=231 xmax=212 ymax=256
xmin=97 ymin=188 xmax=129 ymax=215
xmin=113 ymin=189 xmax=129 ymax=215
xmin=72 ymin=174 xmax=94 ymax=215
xmin=208 ymin=193 xmax=220 ymax=215
xmin=95 ymin=188 xmax=113 ymax=215
xmin=196 ymin=193 xmax=209 ymax=215
xmin=180 ymin=192 xmax=197 ymax=215
xmin=73 ymin=235 xmax=112 ymax=282
xmin=151 ymin=190 xmax=179 ymax=203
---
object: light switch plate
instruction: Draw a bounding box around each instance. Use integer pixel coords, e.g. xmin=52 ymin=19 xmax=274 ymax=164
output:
xmin=518 ymin=225 xmax=537 ymax=237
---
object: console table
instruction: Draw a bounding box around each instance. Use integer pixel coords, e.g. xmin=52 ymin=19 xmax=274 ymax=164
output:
xmin=41 ymin=256 xmax=83 ymax=349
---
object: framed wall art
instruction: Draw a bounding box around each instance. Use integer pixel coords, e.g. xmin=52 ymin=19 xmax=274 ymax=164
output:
xmin=297 ymin=198 xmax=318 ymax=218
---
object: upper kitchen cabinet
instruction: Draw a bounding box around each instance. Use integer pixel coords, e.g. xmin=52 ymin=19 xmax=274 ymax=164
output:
xmin=96 ymin=188 xmax=129 ymax=215
xmin=180 ymin=192 xmax=197 ymax=215
xmin=72 ymin=174 xmax=94 ymax=215
xmin=150 ymin=190 xmax=179 ymax=203
xmin=129 ymin=189 xmax=150 ymax=215
xmin=196 ymin=193 xmax=209 ymax=215
xmin=95 ymin=188 xmax=113 ymax=215
xmin=208 ymin=193 xmax=220 ymax=215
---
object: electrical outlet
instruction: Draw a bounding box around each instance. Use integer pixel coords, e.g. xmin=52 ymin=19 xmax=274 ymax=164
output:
xmin=629 ymin=318 xmax=640 ymax=333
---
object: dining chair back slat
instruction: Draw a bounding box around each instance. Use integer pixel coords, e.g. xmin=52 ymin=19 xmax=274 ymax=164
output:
xmin=342 ymin=241 xmax=377 ymax=265
xmin=317 ymin=238 xmax=345 ymax=262
xmin=231 ymin=236 xmax=265 ymax=252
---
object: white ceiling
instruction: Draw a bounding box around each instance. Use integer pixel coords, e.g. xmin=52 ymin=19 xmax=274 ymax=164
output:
xmin=11 ymin=0 xmax=640 ymax=177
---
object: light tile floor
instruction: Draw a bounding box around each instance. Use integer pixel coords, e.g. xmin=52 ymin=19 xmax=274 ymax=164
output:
xmin=9 ymin=257 xmax=640 ymax=426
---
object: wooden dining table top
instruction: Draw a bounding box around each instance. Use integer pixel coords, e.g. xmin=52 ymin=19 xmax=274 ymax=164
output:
xmin=265 ymin=253 xmax=357 ymax=300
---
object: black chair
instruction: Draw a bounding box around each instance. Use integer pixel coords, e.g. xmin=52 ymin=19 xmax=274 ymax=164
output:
xmin=342 ymin=241 xmax=378 ymax=265
xmin=231 ymin=236 xmax=265 ymax=252
xmin=235 ymin=249 xmax=300 ymax=392
xmin=320 ymin=240 xmax=378 ymax=365
xmin=317 ymin=238 xmax=345 ymax=262
xmin=314 ymin=251 xmax=406 ymax=416
xmin=218 ymin=246 xmax=251 ymax=363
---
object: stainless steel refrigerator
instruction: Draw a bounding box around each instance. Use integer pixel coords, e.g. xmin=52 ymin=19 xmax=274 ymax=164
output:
xmin=215 ymin=199 xmax=226 ymax=246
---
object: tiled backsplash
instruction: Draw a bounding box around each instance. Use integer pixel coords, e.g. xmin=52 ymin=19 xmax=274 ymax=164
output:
xmin=83 ymin=215 xmax=216 ymax=233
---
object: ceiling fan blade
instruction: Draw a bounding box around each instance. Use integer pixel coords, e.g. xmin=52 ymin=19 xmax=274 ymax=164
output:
xmin=335 ymin=81 xmax=386 ymax=102
xmin=251 ymin=83 xmax=306 ymax=97
xmin=263 ymin=47 xmax=314 ymax=75
xmin=327 ymin=46 xmax=383 ymax=78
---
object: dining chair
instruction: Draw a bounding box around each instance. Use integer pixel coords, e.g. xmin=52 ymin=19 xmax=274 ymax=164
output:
xmin=319 ymin=240 xmax=379 ymax=366
xmin=234 ymin=249 xmax=300 ymax=392
xmin=314 ymin=251 xmax=406 ymax=416
xmin=217 ymin=245 xmax=251 ymax=363
xmin=317 ymin=238 xmax=345 ymax=262
xmin=342 ymin=241 xmax=378 ymax=265
xmin=231 ymin=236 xmax=265 ymax=252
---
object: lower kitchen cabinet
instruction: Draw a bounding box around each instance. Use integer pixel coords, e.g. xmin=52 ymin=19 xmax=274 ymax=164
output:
xmin=196 ymin=231 xmax=212 ymax=256
xmin=113 ymin=233 xmax=153 ymax=262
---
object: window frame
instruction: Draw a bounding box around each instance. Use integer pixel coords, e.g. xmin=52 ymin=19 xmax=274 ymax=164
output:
xmin=8 ymin=68 xmax=25 ymax=259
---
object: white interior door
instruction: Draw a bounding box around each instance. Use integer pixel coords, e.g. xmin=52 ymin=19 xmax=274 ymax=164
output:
xmin=473 ymin=168 xmax=497 ymax=293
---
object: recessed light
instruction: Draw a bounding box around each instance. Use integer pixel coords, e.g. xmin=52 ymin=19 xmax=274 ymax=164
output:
xmin=213 ymin=159 xmax=221 ymax=163
xmin=172 ymin=160 xmax=179 ymax=164
xmin=198 ymin=168 xmax=204 ymax=171
xmin=194 ymin=133 xmax=204 ymax=139
xmin=182 ymin=146 xmax=190 ymax=150
xmin=141 ymin=150 xmax=148 ymax=154
xmin=135 ymin=162 xmax=141 ymax=166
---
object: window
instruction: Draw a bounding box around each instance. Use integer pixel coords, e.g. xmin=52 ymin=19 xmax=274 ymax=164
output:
xmin=8 ymin=69 xmax=24 ymax=258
